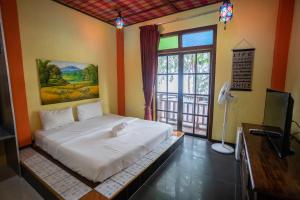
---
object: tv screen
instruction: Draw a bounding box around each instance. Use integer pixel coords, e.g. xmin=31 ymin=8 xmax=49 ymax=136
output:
xmin=263 ymin=89 xmax=294 ymax=158
xmin=264 ymin=90 xmax=289 ymax=133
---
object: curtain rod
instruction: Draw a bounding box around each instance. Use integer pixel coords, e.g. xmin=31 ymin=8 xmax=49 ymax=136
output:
xmin=157 ymin=9 xmax=219 ymax=26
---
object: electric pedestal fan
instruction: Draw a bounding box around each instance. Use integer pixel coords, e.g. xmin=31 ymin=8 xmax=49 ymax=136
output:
xmin=211 ymin=82 xmax=235 ymax=154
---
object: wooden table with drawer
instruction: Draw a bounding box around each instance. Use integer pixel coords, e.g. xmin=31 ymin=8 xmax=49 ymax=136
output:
xmin=241 ymin=123 xmax=300 ymax=200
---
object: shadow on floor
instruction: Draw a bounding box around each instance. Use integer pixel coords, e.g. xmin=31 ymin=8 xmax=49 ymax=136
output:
xmin=0 ymin=175 xmax=42 ymax=200
xmin=0 ymin=135 xmax=241 ymax=200
xmin=130 ymin=135 xmax=241 ymax=200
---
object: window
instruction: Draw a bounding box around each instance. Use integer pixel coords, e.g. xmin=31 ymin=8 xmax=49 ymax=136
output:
xmin=156 ymin=25 xmax=216 ymax=139
xmin=158 ymin=27 xmax=215 ymax=51
xmin=182 ymin=30 xmax=213 ymax=47
xmin=158 ymin=36 xmax=179 ymax=50
xmin=156 ymin=54 xmax=179 ymax=130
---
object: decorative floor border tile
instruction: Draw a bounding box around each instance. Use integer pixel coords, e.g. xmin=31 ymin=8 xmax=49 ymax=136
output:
xmin=95 ymin=135 xmax=180 ymax=199
xmin=20 ymin=133 xmax=182 ymax=200
xmin=124 ymin=164 xmax=145 ymax=176
xmin=20 ymin=148 xmax=92 ymax=200
xmin=110 ymin=171 xmax=135 ymax=185
xmin=94 ymin=179 xmax=123 ymax=199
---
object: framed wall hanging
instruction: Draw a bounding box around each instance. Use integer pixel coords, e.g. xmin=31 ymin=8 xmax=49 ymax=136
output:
xmin=231 ymin=37 xmax=255 ymax=91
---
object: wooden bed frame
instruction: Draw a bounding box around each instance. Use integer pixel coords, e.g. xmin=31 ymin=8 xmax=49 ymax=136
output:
xmin=21 ymin=131 xmax=184 ymax=200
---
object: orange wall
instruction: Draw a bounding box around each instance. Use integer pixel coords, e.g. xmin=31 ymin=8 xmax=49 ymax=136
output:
xmin=0 ymin=0 xmax=31 ymax=147
xmin=286 ymin=0 xmax=300 ymax=139
xmin=117 ymin=29 xmax=125 ymax=115
xmin=271 ymin=0 xmax=295 ymax=91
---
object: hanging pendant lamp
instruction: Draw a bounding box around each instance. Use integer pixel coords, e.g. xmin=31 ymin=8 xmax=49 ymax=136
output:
xmin=219 ymin=0 xmax=233 ymax=30
xmin=115 ymin=11 xmax=124 ymax=29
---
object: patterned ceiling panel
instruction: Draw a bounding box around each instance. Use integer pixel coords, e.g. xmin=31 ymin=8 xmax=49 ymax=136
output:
xmin=124 ymin=4 xmax=176 ymax=25
xmin=55 ymin=0 xmax=222 ymax=26
xmin=174 ymin=0 xmax=215 ymax=11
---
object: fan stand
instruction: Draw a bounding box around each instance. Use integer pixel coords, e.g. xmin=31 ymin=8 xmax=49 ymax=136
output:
xmin=211 ymin=102 xmax=234 ymax=154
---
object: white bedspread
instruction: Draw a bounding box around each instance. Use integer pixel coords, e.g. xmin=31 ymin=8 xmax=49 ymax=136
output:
xmin=35 ymin=114 xmax=172 ymax=182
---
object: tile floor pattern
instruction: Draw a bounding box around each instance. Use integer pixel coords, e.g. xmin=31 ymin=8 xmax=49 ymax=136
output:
xmin=20 ymin=148 xmax=92 ymax=200
xmin=0 ymin=135 xmax=241 ymax=200
xmin=95 ymin=135 xmax=179 ymax=198
xmin=17 ymin=135 xmax=179 ymax=199
xmin=129 ymin=135 xmax=242 ymax=200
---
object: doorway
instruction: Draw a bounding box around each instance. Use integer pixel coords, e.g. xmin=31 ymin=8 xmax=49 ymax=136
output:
xmin=155 ymin=25 xmax=216 ymax=139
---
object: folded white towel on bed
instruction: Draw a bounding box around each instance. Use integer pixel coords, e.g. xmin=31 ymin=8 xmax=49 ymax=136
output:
xmin=111 ymin=122 xmax=128 ymax=137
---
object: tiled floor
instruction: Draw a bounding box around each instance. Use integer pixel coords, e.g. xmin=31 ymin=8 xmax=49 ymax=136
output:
xmin=130 ymin=135 xmax=241 ymax=200
xmin=0 ymin=135 xmax=240 ymax=200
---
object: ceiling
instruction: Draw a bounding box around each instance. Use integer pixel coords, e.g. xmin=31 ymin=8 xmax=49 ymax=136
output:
xmin=54 ymin=0 xmax=222 ymax=27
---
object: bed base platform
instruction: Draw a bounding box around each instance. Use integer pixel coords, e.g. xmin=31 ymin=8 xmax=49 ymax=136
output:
xmin=20 ymin=131 xmax=184 ymax=200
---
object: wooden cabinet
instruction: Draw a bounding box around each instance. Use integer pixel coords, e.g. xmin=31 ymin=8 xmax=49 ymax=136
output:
xmin=240 ymin=142 xmax=257 ymax=200
xmin=240 ymin=147 xmax=250 ymax=200
xmin=241 ymin=123 xmax=300 ymax=200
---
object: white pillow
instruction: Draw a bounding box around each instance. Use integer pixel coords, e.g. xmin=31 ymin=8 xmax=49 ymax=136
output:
xmin=39 ymin=107 xmax=74 ymax=130
xmin=77 ymin=101 xmax=103 ymax=121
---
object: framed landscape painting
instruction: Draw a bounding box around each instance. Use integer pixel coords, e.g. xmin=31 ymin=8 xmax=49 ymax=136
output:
xmin=37 ymin=59 xmax=99 ymax=105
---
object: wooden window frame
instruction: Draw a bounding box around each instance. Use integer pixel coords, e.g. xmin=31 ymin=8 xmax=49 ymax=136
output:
xmin=155 ymin=25 xmax=217 ymax=140
xmin=158 ymin=25 xmax=217 ymax=54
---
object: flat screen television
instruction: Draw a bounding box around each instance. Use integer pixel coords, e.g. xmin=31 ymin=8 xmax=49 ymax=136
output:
xmin=263 ymin=89 xmax=294 ymax=158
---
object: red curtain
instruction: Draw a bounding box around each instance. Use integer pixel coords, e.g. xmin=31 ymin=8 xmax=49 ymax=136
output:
xmin=140 ymin=25 xmax=160 ymax=120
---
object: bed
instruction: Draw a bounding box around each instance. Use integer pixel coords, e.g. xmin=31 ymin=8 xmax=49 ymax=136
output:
xmin=34 ymin=114 xmax=173 ymax=183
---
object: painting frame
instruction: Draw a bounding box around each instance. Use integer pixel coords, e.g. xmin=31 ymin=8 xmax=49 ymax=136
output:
xmin=37 ymin=59 xmax=99 ymax=105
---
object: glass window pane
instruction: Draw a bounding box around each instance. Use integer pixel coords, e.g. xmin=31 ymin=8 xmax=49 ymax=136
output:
xmin=157 ymin=111 xmax=167 ymax=123
xmin=195 ymin=96 xmax=209 ymax=116
xmin=158 ymin=56 xmax=167 ymax=74
xmin=168 ymin=55 xmax=178 ymax=73
xmin=183 ymin=95 xmax=194 ymax=114
xmin=182 ymin=30 xmax=213 ymax=47
xmin=168 ymin=75 xmax=178 ymax=93
xmin=184 ymin=54 xmax=196 ymax=73
xmin=195 ymin=116 xmax=207 ymax=136
xmin=157 ymin=75 xmax=167 ymax=92
xmin=168 ymin=94 xmax=178 ymax=112
xmin=167 ymin=112 xmax=177 ymax=130
xmin=197 ymin=52 xmax=210 ymax=73
xmin=196 ymin=75 xmax=209 ymax=95
xmin=158 ymin=35 xmax=179 ymax=50
xmin=156 ymin=93 xmax=167 ymax=110
xmin=182 ymin=114 xmax=194 ymax=133
xmin=183 ymin=75 xmax=195 ymax=94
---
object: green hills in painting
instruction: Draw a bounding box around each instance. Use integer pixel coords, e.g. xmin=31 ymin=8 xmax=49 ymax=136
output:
xmin=37 ymin=59 xmax=99 ymax=105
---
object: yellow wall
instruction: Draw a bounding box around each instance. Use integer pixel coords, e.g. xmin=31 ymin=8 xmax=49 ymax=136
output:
xmin=17 ymin=0 xmax=117 ymax=132
xmin=124 ymin=0 xmax=279 ymax=143
xmin=286 ymin=0 xmax=300 ymax=134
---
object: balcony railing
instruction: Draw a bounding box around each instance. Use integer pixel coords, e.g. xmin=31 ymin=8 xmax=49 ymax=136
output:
xmin=156 ymin=94 xmax=208 ymax=135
